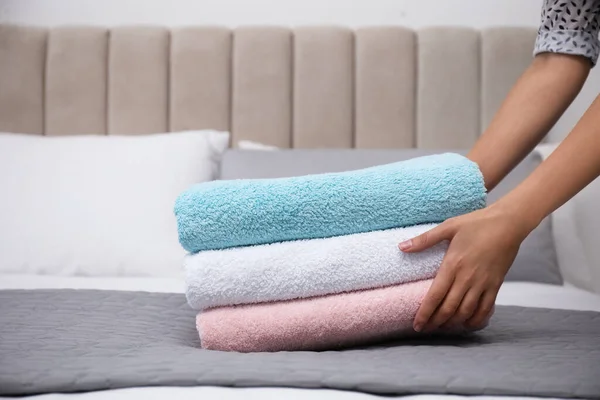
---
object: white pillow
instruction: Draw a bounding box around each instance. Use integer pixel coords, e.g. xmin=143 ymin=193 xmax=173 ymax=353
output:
xmin=0 ymin=130 xmax=229 ymax=278
xmin=535 ymin=143 xmax=600 ymax=293
xmin=236 ymin=140 xmax=279 ymax=151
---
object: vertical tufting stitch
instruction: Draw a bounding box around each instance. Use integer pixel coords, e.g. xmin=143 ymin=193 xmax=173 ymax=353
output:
xmin=231 ymin=27 xmax=292 ymax=148
xmin=170 ymin=27 xmax=232 ymax=134
xmin=108 ymin=26 xmax=169 ymax=135
xmin=45 ymin=27 xmax=108 ymax=136
xmin=355 ymin=27 xmax=416 ymax=149
xmin=417 ymin=27 xmax=481 ymax=149
xmin=293 ymin=26 xmax=354 ymax=148
xmin=0 ymin=25 xmax=46 ymax=135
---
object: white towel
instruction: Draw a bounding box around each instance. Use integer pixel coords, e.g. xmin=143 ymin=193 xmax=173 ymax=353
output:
xmin=184 ymin=223 xmax=447 ymax=311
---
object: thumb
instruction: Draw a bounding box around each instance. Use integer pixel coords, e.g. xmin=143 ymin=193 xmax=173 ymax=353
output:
xmin=398 ymin=222 xmax=454 ymax=253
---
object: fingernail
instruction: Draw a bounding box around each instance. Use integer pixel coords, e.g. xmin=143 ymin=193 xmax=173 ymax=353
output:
xmin=413 ymin=322 xmax=422 ymax=332
xmin=398 ymin=240 xmax=412 ymax=251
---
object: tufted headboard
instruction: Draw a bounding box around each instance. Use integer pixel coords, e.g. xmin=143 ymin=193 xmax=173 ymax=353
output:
xmin=0 ymin=24 xmax=536 ymax=148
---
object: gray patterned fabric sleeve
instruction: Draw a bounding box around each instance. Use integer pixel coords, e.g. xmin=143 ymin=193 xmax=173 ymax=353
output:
xmin=534 ymin=0 xmax=600 ymax=66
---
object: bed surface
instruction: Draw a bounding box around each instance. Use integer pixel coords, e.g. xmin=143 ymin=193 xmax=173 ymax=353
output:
xmin=1 ymin=276 xmax=599 ymax=400
xmin=1 ymin=289 xmax=599 ymax=398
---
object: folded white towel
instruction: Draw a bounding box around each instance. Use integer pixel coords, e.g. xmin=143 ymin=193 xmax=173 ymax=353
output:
xmin=184 ymin=224 xmax=447 ymax=311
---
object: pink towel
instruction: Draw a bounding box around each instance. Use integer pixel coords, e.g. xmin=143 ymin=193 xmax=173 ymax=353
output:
xmin=197 ymin=279 xmax=492 ymax=352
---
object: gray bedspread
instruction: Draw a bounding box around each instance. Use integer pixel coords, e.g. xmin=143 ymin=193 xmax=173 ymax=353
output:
xmin=0 ymin=289 xmax=599 ymax=398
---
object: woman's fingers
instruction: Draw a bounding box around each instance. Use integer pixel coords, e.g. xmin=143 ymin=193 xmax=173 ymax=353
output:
xmin=440 ymin=288 xmax=482 ymax=329
xmin=399 ymin=220 xmax=455 ymax=253
xmin=422 ymin=282 xmax=470 ymax=332
xmin=404 ymin=214 xmax=506 ymax=333
xmin=403 ymin=219 xmax=460 ymax=332
xmin=465 ymin=290 xmax=498 ymax=329
xmin=413 ymin=263 xmax=455 ymax=332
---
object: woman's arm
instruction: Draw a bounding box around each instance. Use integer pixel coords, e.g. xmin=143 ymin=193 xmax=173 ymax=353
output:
xmin=469 ymin=53 xmax=590 ymax=191
xmin=398 ymin=0 xmax=600 ymax=333
xmin=497 ymin=94 xmax=600 ymax=233
xmin=400 ymin=94 xmax=600 ymax=333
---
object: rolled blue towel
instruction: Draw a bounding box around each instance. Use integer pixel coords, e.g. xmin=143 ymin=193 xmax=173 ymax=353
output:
xmin=174 ymin=153 xmax=486 ymax=253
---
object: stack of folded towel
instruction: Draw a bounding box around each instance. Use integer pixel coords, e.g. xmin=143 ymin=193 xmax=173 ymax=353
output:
xmin=174 ymin=153 xmax=488 ymax=352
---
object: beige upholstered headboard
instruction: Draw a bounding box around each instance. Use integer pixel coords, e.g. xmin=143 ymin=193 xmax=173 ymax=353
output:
xmin=0 ymin=24 xmax=535 ymax=148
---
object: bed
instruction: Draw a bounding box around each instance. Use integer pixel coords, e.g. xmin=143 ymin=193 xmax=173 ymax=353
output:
xmin=2 ymin=276 xmax=600 ymax=400
xmin=1 ymin=24 xmax=599 ymax=400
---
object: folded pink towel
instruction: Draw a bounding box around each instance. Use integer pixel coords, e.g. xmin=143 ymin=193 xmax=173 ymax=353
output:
xmin=197 ymin=279 xmax=491 ymax=352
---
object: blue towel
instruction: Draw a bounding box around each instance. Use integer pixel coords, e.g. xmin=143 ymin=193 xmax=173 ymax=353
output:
xmin=174 ymin=153 xmax=486 ymax=253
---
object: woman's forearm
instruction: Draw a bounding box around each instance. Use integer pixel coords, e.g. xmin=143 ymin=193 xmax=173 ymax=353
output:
xmin=494 ymin=94 xmax=600 ymax=232
xmin=468 ymin=53 xmax=590 ymax=191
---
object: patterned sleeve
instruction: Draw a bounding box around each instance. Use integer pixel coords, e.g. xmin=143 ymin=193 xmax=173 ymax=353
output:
xmin=533 ymin=0 xmax=600 ymax=66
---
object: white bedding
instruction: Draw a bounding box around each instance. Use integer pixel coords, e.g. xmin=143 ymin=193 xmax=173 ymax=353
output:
xmin=2 ymin=274 xmax=599 ymax=400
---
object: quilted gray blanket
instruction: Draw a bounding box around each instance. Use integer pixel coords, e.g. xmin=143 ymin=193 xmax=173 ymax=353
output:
xmin=0 ymin=290 xmax=599 ymax=398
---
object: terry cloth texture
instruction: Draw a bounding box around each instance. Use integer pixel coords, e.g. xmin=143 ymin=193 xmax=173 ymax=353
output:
xmin=197 ymin=279 xmax=492 ymax=352
xmin=174 ymin=153 xmax=486 ymax=252
xmin=185 ymin=224 xmax=446 ymax=310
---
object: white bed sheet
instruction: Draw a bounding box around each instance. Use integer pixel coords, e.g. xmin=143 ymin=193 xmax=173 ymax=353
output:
xmin=2 ymin=274 xmax=600 ymax=400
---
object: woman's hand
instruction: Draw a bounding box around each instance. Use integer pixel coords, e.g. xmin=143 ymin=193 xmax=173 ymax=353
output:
xmin=398 ymin=204 xmax=535 ymax=333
